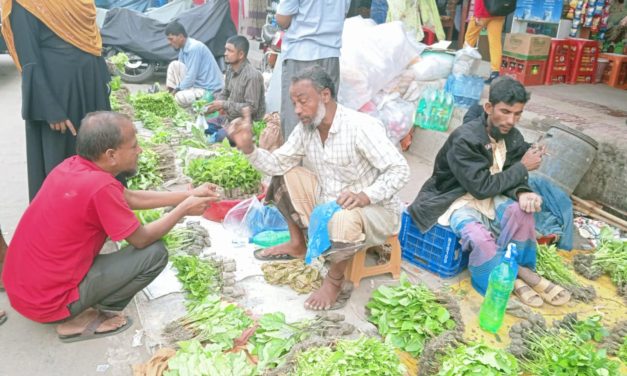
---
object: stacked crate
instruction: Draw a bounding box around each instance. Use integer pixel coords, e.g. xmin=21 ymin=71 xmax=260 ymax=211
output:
xmin=567 ymin=38 xmax=600 ymax=84
xmin=544 ymin=39 xmax=571 ymax=85
xmin=500 ymin=33 xmax=552 ymax=86
xmin=599 ymin=53 xmax=627 ymax=89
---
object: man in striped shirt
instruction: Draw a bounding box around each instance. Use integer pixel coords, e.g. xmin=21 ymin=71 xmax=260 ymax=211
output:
xmin=228 ymin=66 xmax=409 ymax=311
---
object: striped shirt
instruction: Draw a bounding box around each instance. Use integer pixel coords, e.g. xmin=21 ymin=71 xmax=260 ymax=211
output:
xmin=217 ymin=60 xmax=265 ymax=122
xmin=246 ymin=104 xmax=410 ymax=215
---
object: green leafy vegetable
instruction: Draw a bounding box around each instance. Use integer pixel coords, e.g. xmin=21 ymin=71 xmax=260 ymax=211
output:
xmin=185 ymin=141 xmax=261 ymax=198
xmin=131 ymin=91 xmax=181 ymax=119
xmin=172 ymin=254 xmax=222 ymax=302
xmin=108 ymin=52 xmax=129 ymax=72
xmin=366 ymin=274 xmax=456 ymax=356
xmin=618 ymin=336 xmax=627 ymax=364
xmin=437 ymin=342 xmax=519 ymax=376
xmin=571 ymin=315 xmax=609 ymax=343
xmin=536 ymin=243 xmax=582 ymax=288
xmin=164 ymin=341 xmax=255 ymax=376
xmin=592 ymin=227 xmax=627 ymax=292
xmin=127 ymin=147 xmax=163 ymax=190
xmin=293 ymin=337 xmax=405 ymax=376
xmin=252 ymin=120 xmax=266 ymax=145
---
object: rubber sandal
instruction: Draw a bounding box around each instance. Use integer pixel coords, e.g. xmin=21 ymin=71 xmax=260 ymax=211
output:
xmin=58 ymin=311 xmax=133 ymax=343
xmin=513 ymin=280 xmax=543 ymax=308
xmin=253 ymin=249 xmax=295 ymax=261
xmin=530 ymin=277 xmax=571 ymax=306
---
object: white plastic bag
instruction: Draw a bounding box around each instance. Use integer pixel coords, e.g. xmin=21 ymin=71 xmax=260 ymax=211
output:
xmin=375 ymin=93 xmax=416 ymax=144
xmin=411 ymin=52 xmax=455 ymax=81
xmin=452 ymin=45 xmax=482 ymax=76
xmin=338 ymin=17 xmax=421 ymax=110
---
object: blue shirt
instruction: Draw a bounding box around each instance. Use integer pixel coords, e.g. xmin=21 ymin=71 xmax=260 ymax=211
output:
xmin=177 ymin=38 xmax=223 ymax=92
xmin=277 ymin=0 xmax=351 ymax=61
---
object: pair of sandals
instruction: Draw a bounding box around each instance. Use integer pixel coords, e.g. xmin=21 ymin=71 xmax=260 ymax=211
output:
xmin=514 ymin=277 xmax=571 ymax=308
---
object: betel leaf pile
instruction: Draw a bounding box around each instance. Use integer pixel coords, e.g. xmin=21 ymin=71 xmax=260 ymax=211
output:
xmin=366 ymin=274 xmax=456 ymax=356
xmin=164 ymin=341 xmax=255 ymax=376
xmin=436 ymin=342 xmax=519 ymax=376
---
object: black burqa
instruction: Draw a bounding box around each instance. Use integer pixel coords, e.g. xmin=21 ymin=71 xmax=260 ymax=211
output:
xmin=10 ymin=1 xmax=111 ymax=201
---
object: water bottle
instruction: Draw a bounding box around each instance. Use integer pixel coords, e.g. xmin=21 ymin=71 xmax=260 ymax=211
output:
xmin=479 ymin=243 xmax=519 ymax=333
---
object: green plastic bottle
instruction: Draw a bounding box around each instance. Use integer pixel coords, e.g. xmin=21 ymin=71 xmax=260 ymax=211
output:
xmin=202 ymin=91 xmax=220 ymax=119
xmin=479 ymin=243 xmax=519 ymax=333
xmin=251 ymin=230 xmax=290 ymax=248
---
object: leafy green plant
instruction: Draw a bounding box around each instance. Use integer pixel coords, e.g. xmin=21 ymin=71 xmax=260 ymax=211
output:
xmin=618 ymin=336 xmax=627 ymax=364
xmin=592 ymin=227 xmax=627 ymax=292
xmin=172 ymin=295 xmax=253 ymax=349
xmin=110 ymin=94 xmax=121 ymax=111
xmin=172 ymin=254 xmax=222 ymax=301
xmin=252 ymin=120 xmax=266 ymax=145
xmin=131 ymin=92 xmax=180 ymax=119
xmin=537 ymin=243 xmax=582 ymax=288
xmin=181 ymin=125 xmax=211 ymax=149
xmin=248 ymin=312 xmax=314 ymax=372
xmin=293 ymin=337 xmax=405 ymax=376
xmin=108 ymin=52 xmax=129 ymax=72
xmin=164 ymin=341 xmax=255 ymax=376
xmin=366 ymin=274 xmax=456 ymax=356
xmin=437 ymin=343 xmax=519 ymax=376
xmin=127 ymin=147 xmax=163 ymax=190
xmin=185 ymin=141 xmax=261 ymax=198
xmin=571 ymin=315 xmax=609 ymax=343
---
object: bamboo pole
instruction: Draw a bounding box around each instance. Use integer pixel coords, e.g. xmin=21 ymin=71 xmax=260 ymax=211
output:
xmin=572 ymin=195 xmax=627 ymax=232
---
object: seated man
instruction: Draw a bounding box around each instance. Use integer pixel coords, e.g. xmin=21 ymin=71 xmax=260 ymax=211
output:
xmin=205 ymin=35 xmax=265 ymax=142
xmin=229 ymin=66 xmax=410 ymax=311
xmin=164 ymin=21 xmax=224 ymax=108
xmin=2 ymin=112 xmax=219 ymax=342
xmin=408 ymin=77 xmax=570 ymax=308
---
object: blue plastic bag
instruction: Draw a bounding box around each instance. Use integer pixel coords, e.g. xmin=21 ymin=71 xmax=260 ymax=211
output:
xmin=223 ymin=196 xmax=288 ymax=238
xmin=306 ymin=201 xmax=342 ymax=265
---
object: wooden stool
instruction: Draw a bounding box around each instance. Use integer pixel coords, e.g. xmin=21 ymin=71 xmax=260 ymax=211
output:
xmin=345 ymin=235 xmax=402 ymax=288
xmin=599 ymin=53 xmax=627 ymax=90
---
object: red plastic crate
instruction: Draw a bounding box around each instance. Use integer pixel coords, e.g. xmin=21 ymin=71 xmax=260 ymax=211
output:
xmin=599 ymin=53 xmax=627 ymax=90
xmin=545 ymin=39 xmax=571 ymax=85
xmin=500 ymin=55 xmax=547 ymax=86
xmin=567 ymin=38 xmax=599 ymax=84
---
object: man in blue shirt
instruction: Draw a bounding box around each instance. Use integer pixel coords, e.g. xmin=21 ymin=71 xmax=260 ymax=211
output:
xmin=164 ymin=21 xmax=224 ymax=108
xmin=276 ymin=0 xmax=351 ymax=137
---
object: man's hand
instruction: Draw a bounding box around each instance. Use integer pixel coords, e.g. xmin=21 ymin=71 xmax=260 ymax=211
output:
xmin=190 ymin=183 xmax=221 ymax=200
xmin=49 ymin=119 xmax=77 ymax=136
xmin=206 ymin=100 xmax=223 ymax=113
xmin=520 ymin=145 xmax=546 ymax=171
xmin=226 ymin=107 xmax=255 ymax=154
xmin=336 ymin=191 xmax=371 ymax=210
xmin=518 ymin=192 xmax=542 ymax=213
xmin=180 ymin=196 xmax=217 ymax=216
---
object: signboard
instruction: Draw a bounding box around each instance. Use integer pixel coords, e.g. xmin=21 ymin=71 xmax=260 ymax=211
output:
xmin=514 ymin=0 xmax=563 ymax=24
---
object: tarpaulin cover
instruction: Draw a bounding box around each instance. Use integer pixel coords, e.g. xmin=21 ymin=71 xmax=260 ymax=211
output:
xmin=96 ymin=0 xmax=152 ymax=12
xmin=100 ymin=0 xmax=236 ymax=61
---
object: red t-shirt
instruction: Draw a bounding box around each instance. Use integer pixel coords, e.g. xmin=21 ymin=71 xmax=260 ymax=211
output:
xmin=2 ymin=156 xmax=140 ymax=322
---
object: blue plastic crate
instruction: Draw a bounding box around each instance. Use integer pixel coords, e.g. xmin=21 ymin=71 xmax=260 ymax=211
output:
xmin=400 ymin=211 xmax=469 ymax=278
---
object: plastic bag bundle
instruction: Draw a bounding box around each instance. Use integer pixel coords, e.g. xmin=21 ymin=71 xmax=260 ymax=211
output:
xmin=223 ymin=196 xmax=288 ymax=238
xmin=306 ymin=201 xmax=342 ymax=265
xmin=452 ymin=45 xmax=482 ymax=76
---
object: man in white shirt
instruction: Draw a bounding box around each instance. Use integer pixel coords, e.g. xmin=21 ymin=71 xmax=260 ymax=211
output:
xmin=228 ymin=66 xmax=409 ymax=311
xmin=275 ymin=0 xmax=351 ymax=138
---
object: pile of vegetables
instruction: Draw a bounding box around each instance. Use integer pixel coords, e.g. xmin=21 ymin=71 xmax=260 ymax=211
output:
xmin=164 ymin=341 xmax=255 ymax=376
xmin=252 ymin=120 xmax=266 ymax=145
xmin=107 ymin=52 xmax=128 ymax=92
xmin=575 ymin=227 xmax=627 ymax=296
xmin=127 ymin=147 xmax=163 ymax=190
xmin=131 ymin=92 xmax=181 ymax=120
xmin=185 ymin=141 xmax=262 ymax=199
xmin=292 ymin=337 xmax=405 ymax=376
xmin=436 ymin=343 xmax=519 ymax=376
xmin=366 ymin=274 xmax=457 ymax=356
xmin=164 ymin=295 xmax=253 ymax=349
xmin=171 ymin=254 xmax=223 ymax=302
xmin=536 ymin=244 xmax=596 ymax=302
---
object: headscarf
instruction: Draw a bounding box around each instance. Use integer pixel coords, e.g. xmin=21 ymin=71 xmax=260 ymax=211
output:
xmin=1 ymin=0 xmax=102 ymax=71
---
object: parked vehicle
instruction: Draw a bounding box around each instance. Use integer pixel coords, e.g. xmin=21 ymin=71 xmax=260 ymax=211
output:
xmin=259 ymin=0 xmax=283 ymax=72
xmin=100 ymin=0 xmax=236 ymax=83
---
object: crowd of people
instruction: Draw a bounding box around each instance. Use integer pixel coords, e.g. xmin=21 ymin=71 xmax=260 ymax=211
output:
xmin=0 ymin=0 xmax=574 ymax=348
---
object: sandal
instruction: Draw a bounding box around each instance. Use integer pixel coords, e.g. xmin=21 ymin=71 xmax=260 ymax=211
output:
xmin=58 ymin=311 xmax=133 ymax=343
xmin=513 ymin=279 xmax=543 ymax=308
xmin=253 ymin=249 xmax=295 ymax=261
xmin=529 ymin=277 xmax=571 ymax=306
xmin=0 ymin=310 xmax=6 ymax=325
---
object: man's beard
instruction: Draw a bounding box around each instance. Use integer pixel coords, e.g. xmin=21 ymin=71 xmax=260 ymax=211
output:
xmin=117 ymin=169 xmax=138 ymax=180
xmin=488 ymin=123 xmax=506 ymax=141
xmin=311 ymin=101 xmax=326 ymax=128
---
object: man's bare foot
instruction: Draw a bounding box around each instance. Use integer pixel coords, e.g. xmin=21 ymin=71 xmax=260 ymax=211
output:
xmin=56 ymin=308 xmax=127 ymax=336
xmin=304 ymin=273 xmax=345 ymax=311
xmin=257 ymin=241 xmax=306 ymax=259
xmin=518 ymin=267 xmax=570 ymax=305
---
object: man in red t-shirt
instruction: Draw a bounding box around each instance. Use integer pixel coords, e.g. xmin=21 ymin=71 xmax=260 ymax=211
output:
xmin=2 ymin=111 xmax=220 ymax=342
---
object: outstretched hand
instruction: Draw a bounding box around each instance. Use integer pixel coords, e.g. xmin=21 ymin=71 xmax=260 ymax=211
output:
xmin=226 ymin=107 xmax=255 ymax=154
xmin=191 ymin=183 xmax=221 ymax=201
xmin=181 ymin=195 xmax=217 ymax=216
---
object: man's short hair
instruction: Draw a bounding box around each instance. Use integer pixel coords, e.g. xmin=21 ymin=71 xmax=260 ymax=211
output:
xmin=291 ymin=65 xmax=336 ymax=99
xmin=165 ymin=21 xmax=187 ymax=37
xmin=77 ymin=112 xmax=130 ymax=161
xmin=488 ymin=76 xmax=531 ymax=106
xmin=227 ymin=35 xmax=249 ymax=57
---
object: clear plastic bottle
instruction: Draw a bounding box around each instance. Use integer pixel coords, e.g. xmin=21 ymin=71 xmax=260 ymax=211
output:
xmin=479 ymin=243 xmax=519 ymax=333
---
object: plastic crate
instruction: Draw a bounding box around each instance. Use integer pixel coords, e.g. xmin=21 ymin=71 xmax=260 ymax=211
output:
xmin=567 ymin=38 xmax=599 ymax=84
xmin=500 ymin=55 xmax=547 ymax=86
xmin=545 ymin=39 xmax=571 ymax=85
xmin=399 ymin=211 xmax=469 ymax=278
xmin=599 ymin=53 xmax=627 ymax=89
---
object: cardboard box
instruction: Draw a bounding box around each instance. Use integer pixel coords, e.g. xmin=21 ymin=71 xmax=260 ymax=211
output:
xmin=503 ymin=33 xmax=552 ymax=60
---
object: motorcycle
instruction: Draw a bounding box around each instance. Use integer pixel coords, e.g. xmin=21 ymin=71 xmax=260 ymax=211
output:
xmin=100 ymin=0 xmax=236 ymax=83
xmin=259 ymin=1 xmax=283 ymax=73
